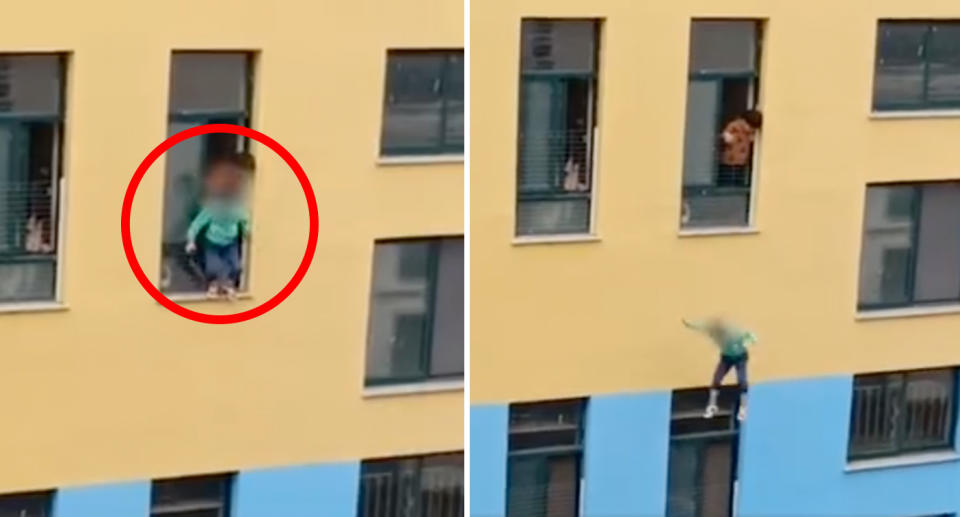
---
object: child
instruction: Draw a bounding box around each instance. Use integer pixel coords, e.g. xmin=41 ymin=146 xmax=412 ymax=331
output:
xmin=682 ymin=317 xmax=757 ymax=421
xmin=185 ymin=152 xmax=253 ymax=299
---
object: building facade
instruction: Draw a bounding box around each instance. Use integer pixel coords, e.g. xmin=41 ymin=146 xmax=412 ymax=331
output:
xmin=471 ymin=1 xmax=960 ymax=516
xmin=0 ymin=0 xmax=463 ymax=515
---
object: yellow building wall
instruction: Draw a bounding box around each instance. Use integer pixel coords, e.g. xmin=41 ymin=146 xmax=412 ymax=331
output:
xmin=472 ymin=0 xmax=960 ymax=403
xmin=0 ymin=0 xmax=463 ymax=492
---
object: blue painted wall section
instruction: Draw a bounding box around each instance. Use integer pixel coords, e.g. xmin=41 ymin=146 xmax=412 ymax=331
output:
xmin=582 ymin=391 xmax=671 ymax=517
xmin=739 ymin=375 xmax=960 ymax=517
xmin=54 ymin=480 xmax=150 ymax=517
xmin=233 ymin=462 xmax=360 ymax=517
xmin=470 ymin=404 xmax=509 ymax=517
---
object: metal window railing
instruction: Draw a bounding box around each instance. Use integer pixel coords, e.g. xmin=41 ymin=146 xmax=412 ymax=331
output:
xmin=359 ymin=456 xmax=464 ymax=517
xmin=849 ymin=370 xmax=956 ymax=459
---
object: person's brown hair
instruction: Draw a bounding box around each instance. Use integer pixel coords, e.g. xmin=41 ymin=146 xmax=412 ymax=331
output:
xmin=742 ymin=110 xmax=763 ymax=129
xmin=206 ymin=151 xmax=256 ymax=174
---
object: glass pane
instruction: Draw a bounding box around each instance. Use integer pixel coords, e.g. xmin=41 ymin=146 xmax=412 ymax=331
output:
xmin=858 ymin=186 xmax=916 ymax=307
xmin=0 ymin=259 xmax=56 ymax=302
xmin=0 ymin=493 xmax=50 ymax=517
xmin=421 ymin=454 xmax=464 ymax=517
xmin=927 ymin=24 xmax=960 ymax=104
xmin=151 ymin=476 xmax=228 ymax=509
xmin=0 ymin=55 xmax=62 ymax=116
xmin=682 ymin=80 xmax=720 ymax=188
xmin=366 ymin=242 xmax=432 ymax=383
xmin=913 ymin=183 xmax=960 ymax=302
xmin=903 ymin=369 xmax=955 ymax=450
xmin=359 ymin=458 xmax=420 ymax=517
xmin=849 ymin=374 xmax=901 ymax=457
xmin=689 ymin=21 xmax=757 ymax=74
xmin=516 ymin=197 xmax=590 ymax=236
xmin=169 ymin=53 xmax=248 ymax=114
xmin=507 ymin=457 xmax=546 ymax=517
xmin=430 ymin=238 xmax=464 ymax=377
xmin=521 ymin=20 xmax=597 ymax=73
xmin=874 ymin=23 xmax=927 ymax=107
xmin=381 ymin=52 xmax=445 ymax=154
xmin=509 ymin=400 xmax=584 ymax=451
xmin=443 ymin=53 xmax=465 ymax=151
xmin=667 ymin=438 xmax=734 ymax=517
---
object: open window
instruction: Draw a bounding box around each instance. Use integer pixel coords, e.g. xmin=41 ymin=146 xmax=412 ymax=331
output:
xmin=667 ymin=389 xmax=739 ymax=517
xmin=680 ymin=21 xmax=763 ymax=229
xmin=516 ymin=20 xmax=600 ymax=237
xmin=160 ymin=52 xmax=253 ymax=294
xmin=0 ymin=54 xmax=65 ymax=304
xmin=151 ymin=474 xmax=233 ymax=517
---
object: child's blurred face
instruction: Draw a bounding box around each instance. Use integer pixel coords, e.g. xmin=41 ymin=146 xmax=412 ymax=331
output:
xmin=205 ymin=163 xmax=248 ymax=200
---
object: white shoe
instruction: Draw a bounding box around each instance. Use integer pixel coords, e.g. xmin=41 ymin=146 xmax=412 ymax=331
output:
xmin=206 ymin=284 xmax=219 ymax=299
xmin=737 ymin=405 xmax=747 ymax=421
xmin=703 ymin=404 xmax=718 ymax=419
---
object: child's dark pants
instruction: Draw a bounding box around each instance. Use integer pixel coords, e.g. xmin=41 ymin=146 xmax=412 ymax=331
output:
xmin=712 ymin=353 xmax=748 ymax=393
xmin=204 ymin=241 xmax=240 ymax=286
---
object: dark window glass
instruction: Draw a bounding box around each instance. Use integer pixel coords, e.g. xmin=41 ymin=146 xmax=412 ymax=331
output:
xmin=681 ymin=20 xmax=762 ymax=229
xmin=667 ymin=389 xmax=739 ymax=517
xmin=516 ymin=20 xmax=599 ymax=236
xmin=151 ymin=474 xmax=232 ymax=517
xmin=849 ymin=368 xmax=956 ymax=460
xmin=0 ymin=491 xmax=53 ymax=517
xmin=366 ymin=237 xmax=464 ymax=385
xmin=358 ymin=453 xmax=464 ymax=517
xmin=0 ymin=54 xmax=64 ymax=303
xmin=858 ymin=182 xmax=960 ymax=309
xmin=160 ymin=52 xmax=252 ymax=294
xmin=506 ymin=399 xmax=585 ymax=517
xmin=381 ymin=50 xmax=464 ymax=156
xmin=874 ymin=21 xmax=960 ymax=110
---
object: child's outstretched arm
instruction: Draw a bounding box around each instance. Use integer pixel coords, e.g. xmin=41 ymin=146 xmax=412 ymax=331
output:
xmin=682 ymin=319 xmax=708 ymax=332
xmin=185 ymin=208 xmax=212 ymax=251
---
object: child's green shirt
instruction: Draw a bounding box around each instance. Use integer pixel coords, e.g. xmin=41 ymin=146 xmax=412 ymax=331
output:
xmin=186 ymin=200 xmax=249 ymax=247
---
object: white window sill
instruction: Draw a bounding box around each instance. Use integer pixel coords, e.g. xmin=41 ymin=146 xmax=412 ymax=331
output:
xmin=856 ymin=304 xmax=960 ymax=321
xmin=0 ymin=301 xmax=68 ymax=314
xmin=870 ymin=110 xmax=960 ymax=120
xmin=512 ymin=234 xmax=601 ymax=246
xmin=363 ymin=379 xmax=464 ymax=398
xmin=846 ymin=450 xmax=960 ymax=472
xmin=165 ymin=292 xmax=253 ymax=303
xmin=678 ymin=226 xmax=759 ymax=238
xmin=377 ymin=154 xmax=464 ymax=166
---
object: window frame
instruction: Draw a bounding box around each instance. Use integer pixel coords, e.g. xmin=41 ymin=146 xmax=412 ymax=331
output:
xmin=150 ymin=473 xmax=234 ymax=517
xmin=160 ymin=51 xmax=255 ymax=296
xmin=857 ymin=181 xmax=960 ymax=311
xmin=873 ymin=20 xmax=960 ymax=112
xmin=506 ymin=399 xmax=587 ymax=517
xmin=514 ymin=18 xmax=601 ymax=238
xmin=357 ymin=451 xmax=464 ymax=517
xmin=0 ymin=53 xmax=67 ymax=305
xmin=848 ymin=368 xmax=958 ymax=461
xmin=364 ymin=236 xmax=464 ymax=386
xmin=680 ymin=19 xmax=764 ymax=231
xmin=379 ymin=49 xmax=464 ymax=157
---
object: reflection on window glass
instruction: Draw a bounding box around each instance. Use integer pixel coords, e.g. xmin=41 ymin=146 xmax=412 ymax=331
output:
xmin=0 ymin=54 xmax=64 ymax=304
xmin=160 ymin=52 xmax=251 ymax=294
xmin=365 ymin=238 xmax=464 ymax=385
xmin=381 ymin=50 xmax=464 ymax=156
xmin=874 ymin=21 xmax=960 ymax=109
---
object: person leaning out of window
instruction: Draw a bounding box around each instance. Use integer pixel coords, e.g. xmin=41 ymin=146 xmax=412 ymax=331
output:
xmin=717 ymin=109 xmax=762 ymax=187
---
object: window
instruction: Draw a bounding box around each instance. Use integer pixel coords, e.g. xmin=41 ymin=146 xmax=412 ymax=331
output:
xmin=381 ymin=50 xmax=464 ymax=157
xmin=365 ymin=237 xmax=463 ymax=385
xmin=515 ymin=20 xmax=600 ymax=237
xmin=0 ymin=54 xmax=65 ymax=303
xmin=0 ymin=491 xmax=53 ymax=517
xmin=358 ymin=452 xmax=463 ymax=517
xmin=160 ymin=52 xmax=253 ymax=294
xmin=680 ymin=20 xmax=762 ymax=229
xmin=666 ymin=389 xmax=739 ymax=517
xmin=151 ymin=474 xmax=232 ymax=517
xmin=874 ymin=21 xmax=960 ymax=110
xmin=848 ymin=368 xmax=956 ymax=460
xmin=857 ymin=182 xmax=960 ymax=309
xmin=506 ymin=399 xmax=585 ymax=517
